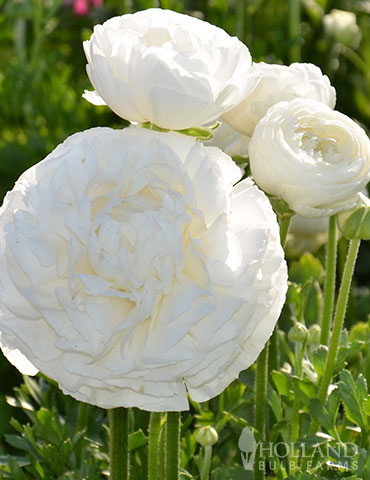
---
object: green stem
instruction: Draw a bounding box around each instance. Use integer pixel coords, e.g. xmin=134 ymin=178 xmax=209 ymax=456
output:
xmin=108 ymin=408 xmax=129 ymax=480
xmin=318 ymin=239 xmax=361 ymax=404
xmin=254 ymin=345 xmax=269 ymax=480
xmin=148 ymin=413 xmax=162 ymax=480
xmin=159 ymin=420 xmax=166 ymax=480
xmin=165 ymin=412 xmax=180 ymax=480
xmin=288 ymin=0 xmax=301 ymax=62
xmin=290 ymin=341 xmax=305 ymax=474
xmin=75 ymin=402 xmax=89 ymax=466
xmin=320 ymin=215 xmax=337 ymax=346
xmin=200 ymin=445 xmax=212 ymax=480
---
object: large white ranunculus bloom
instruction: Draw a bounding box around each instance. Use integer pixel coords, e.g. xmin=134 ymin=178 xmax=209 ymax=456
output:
xmin=0 ymin=127 xmax=287 ymax=412
xmin=222 ymin=62 xmax=336 ymax=137
xmin=83 ymin=8 xmax=256 ymax=130
xmin=249 ymin=98 xmax=370 ymax=218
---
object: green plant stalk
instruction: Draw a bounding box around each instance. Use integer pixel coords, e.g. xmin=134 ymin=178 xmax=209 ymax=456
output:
xmin=75 ymin=402 xmax=89 ymax=466
xmin=254 ymin=345 xmax=269 ymax=480
xmin=320 ymin=215 xmax=337 ymax=345
xmin=200 ymin=445 xmax=212 ymax=480
xmin=318 ymin=239 xmax=361 ymax=404
xmin=290 ymin=341 xmax=305 ymax=474
xmin=148 ymin=413 xmax=162 ymax=480
xmin=288 ymin=0 xmax=301 ymax=62
xmin=165 ymin=412 xmax=180 ymax=480
xmin=159 ymin=420 xmax=166 ymax=480
xmin=108 ymin=408 xmax=129 ymax=480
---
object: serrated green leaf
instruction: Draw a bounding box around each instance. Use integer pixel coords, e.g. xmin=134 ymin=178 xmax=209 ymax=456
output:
xmin=296 ymin=432 xmax=333 ymax=450
xmin=338 ymin=370 xmax=368 ymax=431
xmin=290 ymin=253 xmax=324 ymax=284
xmin=308 ymin=399 xmax=334 ymax=432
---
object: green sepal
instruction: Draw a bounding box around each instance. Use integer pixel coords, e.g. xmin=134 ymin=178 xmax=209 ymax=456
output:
xmin=268 ymin=195 xmax=295 ymax=221
xmin=141 ymin=122 xmax=215 ymax=140
xmin=337 ymin=193 xmax=370 ymax=240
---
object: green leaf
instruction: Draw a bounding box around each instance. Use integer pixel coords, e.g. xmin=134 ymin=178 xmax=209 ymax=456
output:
xmin=308 ymin=399 xmax=334 ymax=432
xmin=363 ymin=395 xmax=370 ymax=416
xmin=289 ymin=253 xmax=324 ymax=285
xmin=267 ymin=384 xmax=283 ymax=422
xmin=295 ymin=432 xmax=333 ymax=450
xmin=212 ymin=466 xmax=254 ymax=480
xmin=272 ymin=371 xmax=290 ymax=396
xmin=128 ymin=429 xmax=147 ymax=451
xmin=312 ymin=346 xmax=328 ymax=376
xmin=338 ymin=370 xmax=368 ymax=431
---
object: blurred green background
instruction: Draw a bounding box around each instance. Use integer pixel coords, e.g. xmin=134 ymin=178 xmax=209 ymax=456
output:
xmin=1 ymin=0 xmax=370 ymax=455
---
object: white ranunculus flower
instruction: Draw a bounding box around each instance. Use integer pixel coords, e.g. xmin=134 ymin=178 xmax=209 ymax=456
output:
xmin=205 ymin=122 xmax=250 ymax=158
xmin=222 ymin=62 xmax=336 ymax=137
xmin=0 ymin=127 xmax=287 ymax=411
xmin=323 ymin=9 xmax=361 ymax=48
xmin=249 ymin=98 xmax=370 ymax=218
xmin=82 ymin=8 xmax=257 ymax=131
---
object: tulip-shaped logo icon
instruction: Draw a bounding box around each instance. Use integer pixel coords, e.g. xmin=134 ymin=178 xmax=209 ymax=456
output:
xmin=238 ymin=427 xmax=260 ymax=470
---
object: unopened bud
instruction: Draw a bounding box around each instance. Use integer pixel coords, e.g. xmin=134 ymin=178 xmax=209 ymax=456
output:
xmin=288 ymin=322 xmax=308 ymax=343
xmin=337 ymin=193 xmax=370 ymax=240
xmin=196 ymin=426 xmax=218 ymax=447
xmin=308 ymin=324 xmax=321 ymax=345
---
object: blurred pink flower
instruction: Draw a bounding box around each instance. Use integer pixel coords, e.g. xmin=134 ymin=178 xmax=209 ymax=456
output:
xmin=64 ymin=0 xmax=103 ymax=16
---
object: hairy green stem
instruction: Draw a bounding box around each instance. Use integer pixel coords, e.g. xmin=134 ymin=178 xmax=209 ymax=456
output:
xmin=148 ymin=413 xmax=162 ymax=480
xmin=165 ymin=412 xmax=180 ymax=480
xmin=200 ymin=445 xmax=212 ymax=480
xmin=290 ymin=341 xmax=305 ymax=474
xmin=108 ymin=408 xmax=129 ymax=480
xmin=320 ymin=216 xmax=337 ymax=345
xmin=317 ymin=239 xmax=360 ymax=403
xmin=254 ymin=345 xmax=269 ymax=480
xmin=75 ymin=402 xmax=89 ymax=466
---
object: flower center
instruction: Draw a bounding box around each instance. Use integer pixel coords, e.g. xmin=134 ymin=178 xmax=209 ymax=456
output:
xmin=299 ymin=131 xmax=341 ymax=164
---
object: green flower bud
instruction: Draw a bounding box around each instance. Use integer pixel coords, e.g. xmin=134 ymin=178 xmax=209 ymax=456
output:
xmin=288 ymin=322 xmax=308 ymax=343
xmin=308 ymin=324 xmax=321 ymax=345
xmin=196 ymin=426 xmax=219 ymax=447
xmin=337 ymin=193 xmax=370 ymax=240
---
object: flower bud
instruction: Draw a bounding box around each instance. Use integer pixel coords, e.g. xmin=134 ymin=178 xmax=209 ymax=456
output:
xmin=308 ymin=324 xmax=321 ymax=345
xmin=337 ymin=192 xmax=370 ymax=240
xmin=288 ymin=323 xmax=308 ymax=343
xmin=196 ymin=426 xmax=219 ymax=447
xmin=323 ymin=9 xmax=361 ymax=48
